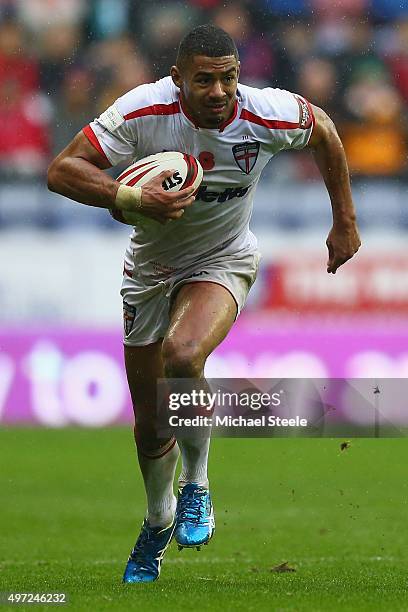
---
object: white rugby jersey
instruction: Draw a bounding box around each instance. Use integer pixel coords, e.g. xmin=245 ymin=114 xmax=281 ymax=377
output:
xmin=84 ymin=76 xmax=314 ymax=280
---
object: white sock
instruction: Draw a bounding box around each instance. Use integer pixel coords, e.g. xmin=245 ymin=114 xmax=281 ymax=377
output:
xmin=177 ymin=436 xmax=210 ymax=489
xmin=138 ymin=442 xmax=179 ymax=528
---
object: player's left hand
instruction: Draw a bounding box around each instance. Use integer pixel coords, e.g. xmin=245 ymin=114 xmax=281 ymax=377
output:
xmin=326 ymin=221 xmax=361 ymax=274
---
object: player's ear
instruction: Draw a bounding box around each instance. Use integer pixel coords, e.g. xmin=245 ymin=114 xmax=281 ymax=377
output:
xmin=171 ymin=65 xmax=182 ymax=89
xmin=236 ymin=61 xmax=241 ymax=81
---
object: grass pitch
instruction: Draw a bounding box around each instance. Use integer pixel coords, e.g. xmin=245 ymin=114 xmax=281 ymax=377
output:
xmin=1 ymin=429 xmax=408 ymax=611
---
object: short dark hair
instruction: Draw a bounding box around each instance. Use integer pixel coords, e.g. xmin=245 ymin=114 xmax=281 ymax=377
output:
xmin=177 ymin=24 xmax=239 ymax=67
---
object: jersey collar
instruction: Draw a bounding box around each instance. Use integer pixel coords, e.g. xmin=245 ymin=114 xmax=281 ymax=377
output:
xmin=178 ymin=93 xmax=238 ymax=133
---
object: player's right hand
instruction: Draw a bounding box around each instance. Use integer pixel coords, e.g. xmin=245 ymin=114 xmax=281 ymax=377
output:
xmin=326 ymin=221 xmax=361 ymax=274
xmin=140 ymin=170 xmax=196 ymax=224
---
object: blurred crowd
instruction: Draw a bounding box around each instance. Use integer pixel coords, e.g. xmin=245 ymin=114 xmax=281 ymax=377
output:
xmin=1 ymin=0 xmax=408 ymax=180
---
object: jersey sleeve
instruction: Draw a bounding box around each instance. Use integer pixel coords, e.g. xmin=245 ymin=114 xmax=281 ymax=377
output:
xmin=263 ymin=88 xmax=315 ymax=152
xmin=83 ymin=88 xmax=141 ymax=166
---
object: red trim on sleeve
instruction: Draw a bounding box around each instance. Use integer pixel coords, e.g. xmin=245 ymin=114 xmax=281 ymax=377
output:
xmin=239 ymin=108 xmax=300 ymax=130
xmin=293 ymin=95 xmax=315 ymax=130
xmin=305 ymin=98 xmax=315 ymax=130
xmin=82 ymin=125 xmax=111 ymax=165
xmin=124 ymin=101 xmax=180 ymax=121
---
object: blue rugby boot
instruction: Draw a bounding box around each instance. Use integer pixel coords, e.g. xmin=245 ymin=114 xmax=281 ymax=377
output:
xmin=122 ymin=518 xmax=175 ymax=583
xmin=175 ymin=483 xmax=215 ymax=550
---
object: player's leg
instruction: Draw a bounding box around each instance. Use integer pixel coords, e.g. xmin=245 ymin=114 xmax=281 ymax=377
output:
xmin=163 ymin=280 xmax=237 ymax=376
xmin=123 ymin=340 xmax=179 ymax=583
xmin=125 ymin=341 xmax=179 ymax=527
xmin=162 ymin=281 xmax=237 ymax=547
xmin=164 ymin=281 xmax=237 ymax=486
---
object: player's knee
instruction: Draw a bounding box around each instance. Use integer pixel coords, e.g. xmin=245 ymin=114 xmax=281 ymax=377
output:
xmin=161 ymin=338 xmax=205 ymax=378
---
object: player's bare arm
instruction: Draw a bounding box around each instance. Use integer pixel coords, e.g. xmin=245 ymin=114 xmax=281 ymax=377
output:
xmin=47 ymin=131 xmax=195 ymax=224
xmin=307 ymin=105 xmax=361 ymax=274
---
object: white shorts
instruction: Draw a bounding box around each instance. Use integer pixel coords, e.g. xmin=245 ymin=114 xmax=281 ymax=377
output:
xmin=121 ymin=249 xmax=261 ymax=347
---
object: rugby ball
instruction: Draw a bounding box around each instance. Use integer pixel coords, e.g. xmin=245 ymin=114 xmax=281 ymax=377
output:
xmin=110 ymin=151 xmax=203 ymax=225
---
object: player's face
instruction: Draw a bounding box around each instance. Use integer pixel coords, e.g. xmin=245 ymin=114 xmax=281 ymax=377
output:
xmin=172 ymin=55 xmax=240 ymax=129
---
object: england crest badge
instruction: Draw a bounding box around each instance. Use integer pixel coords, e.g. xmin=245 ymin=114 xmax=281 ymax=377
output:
xmin=232 ymin=142 xmax=260 ymax=174
xmin=123 ymin=301 xmax=136 ymax=336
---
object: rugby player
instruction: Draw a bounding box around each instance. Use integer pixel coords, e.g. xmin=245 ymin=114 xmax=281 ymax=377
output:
xmin=47 ymin=24 xmax=361 ymax=583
